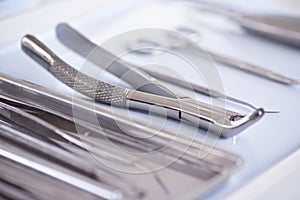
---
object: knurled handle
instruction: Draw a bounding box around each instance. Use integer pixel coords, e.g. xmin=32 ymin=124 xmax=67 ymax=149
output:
xmin=22 ymin=35 xmax=128 ymax=105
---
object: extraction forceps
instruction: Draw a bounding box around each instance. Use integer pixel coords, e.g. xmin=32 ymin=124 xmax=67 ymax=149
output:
xmin=21 ymin=34 xmax=264 ymax=137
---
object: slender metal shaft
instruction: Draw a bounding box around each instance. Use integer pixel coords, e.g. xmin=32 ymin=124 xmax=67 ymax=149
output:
xmin=207 ymin=51 xmax=300 ymax=85
xmin=174 ymin=27 xmax=300 ymax=85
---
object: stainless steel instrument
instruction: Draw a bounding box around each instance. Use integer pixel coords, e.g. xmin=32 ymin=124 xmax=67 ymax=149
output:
xmin=0 ymin=101 xmax=147 ymax=199
xmin=0 ymin=99 xmax=227 ymax=178
xmin=0 ymin=74 xmax=241 ymax=168
xmin=184 ymin=0 xmax=300 ymax=49
xmin=123 ymin=24 xmax=300 ymax=85
xmin=0 ymin=125 xmax=123 ymax=200
xmin=0 ymin=73 xmax=244 ymax=199
xmin=56 ymin=23 xmax=264 ymax=112
xmin=21 ymin=34 xmax=264 ymax=137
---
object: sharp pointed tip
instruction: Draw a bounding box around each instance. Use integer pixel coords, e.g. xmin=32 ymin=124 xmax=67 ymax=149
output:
xmin=265 ymin=110 xmax=280 ymax=114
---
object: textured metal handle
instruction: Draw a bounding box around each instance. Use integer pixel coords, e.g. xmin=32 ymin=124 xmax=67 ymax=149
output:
xmin=56 ymin=23 xmax=178 ymax=98
xmin=50 ymin=59 xmax=128 ymax=105
xmin=21 ymin=35 xmax=128 ymax=105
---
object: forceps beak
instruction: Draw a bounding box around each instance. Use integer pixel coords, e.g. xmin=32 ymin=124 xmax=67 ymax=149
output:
xmin=127 ymin=90 xmax=264 ymax=137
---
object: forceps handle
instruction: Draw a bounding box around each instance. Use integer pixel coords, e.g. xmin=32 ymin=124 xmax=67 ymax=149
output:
xmin=22 ymin=35 xmax=128 ymax=106
xmin=22 ymin=35 xmax=56 ymax=69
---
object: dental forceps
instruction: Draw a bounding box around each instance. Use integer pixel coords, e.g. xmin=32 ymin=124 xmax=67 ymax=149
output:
xmin=21 ymin=33 xmax=264 ymax=137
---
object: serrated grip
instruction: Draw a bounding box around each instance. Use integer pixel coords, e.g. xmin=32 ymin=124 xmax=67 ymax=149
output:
xmin=50 ymin=58 xmax=128 ymax=105
xmin=22 ymin=35 xmax=128 ymax=105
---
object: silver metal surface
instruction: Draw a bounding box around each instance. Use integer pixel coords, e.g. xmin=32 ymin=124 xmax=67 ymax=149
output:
xmin=238 ymin=14 xmax=300 ymax=49
xmin=0 ymin=89 xmax=239 ymax=172
xmin=125 ymin=25 xmax=300 ymax=85
xmin=0 ymin=100 xmax=83 ymax=147
xmin=126 ymin=89 xmax=264 ymax=137
xmin=0 ymin=72 xmax=244 ymax=199
xmin=0 ymin=72 xmax=240 ymax=163
xmin=0 ymin=158 xmax=99 ymax=200
xmin=0 ymin=129 xmax=123 ymax=200
xmin=0 ymin=98 xmax=238 ymax=178
xmin=21 ymin=34 xmax=264 ymax=137
xmin=184 ymin=0 xmax=300 ymax=50
xmin=0 ymin=115 xmax=145 ymax=199
xmin=0 ymin=103 xmax=216 ymax=179
xmin=22 ymin=35 xmax=128 ymax=105
xmin=140 ymin=68 xmax=259 ymax=110
xmin=56 ymin=23 xmax=177 ymax=98
xmin=55 ymin=23 xmax=258 ymax=113
xmin=57 ymin=23 xmax=239 ymax=119
xmin=206 ymin=49 xmax=300 ymax=85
